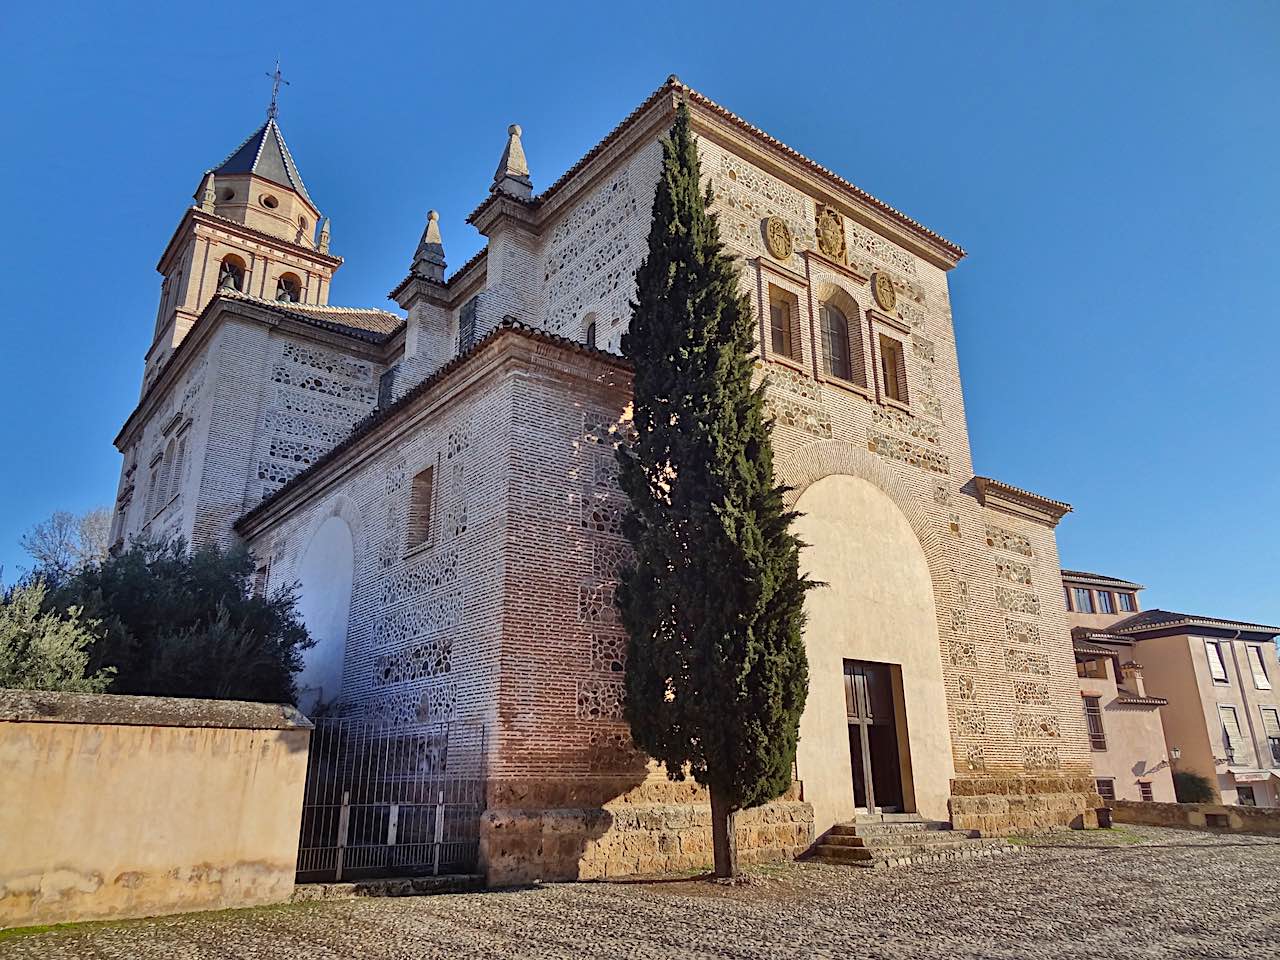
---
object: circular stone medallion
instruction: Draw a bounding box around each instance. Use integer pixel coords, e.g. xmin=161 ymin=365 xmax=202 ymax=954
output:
xmin=872 ymin=271 xmax=897 ymax=312
xmin=764 ymin=216 xmax=794 ymax=260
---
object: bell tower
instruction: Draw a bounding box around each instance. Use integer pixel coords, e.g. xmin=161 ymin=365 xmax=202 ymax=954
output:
xmin=144 ymin=77 xmax=342 ymax=390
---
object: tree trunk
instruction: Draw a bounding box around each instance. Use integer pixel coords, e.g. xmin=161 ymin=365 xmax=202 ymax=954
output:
xmin=709 ymin=784 xmax=739 ymax=879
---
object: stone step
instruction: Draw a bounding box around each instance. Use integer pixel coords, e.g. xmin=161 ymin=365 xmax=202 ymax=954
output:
xmin=812 ymin=838 xmax=1016 ymax=869
xmin=852 ymin=812 xmax=929 ymax=824
xmin=820 ymin=828 xmax=980 ymax=848
xmin=827 ymin=820 xmax=950 ymax=837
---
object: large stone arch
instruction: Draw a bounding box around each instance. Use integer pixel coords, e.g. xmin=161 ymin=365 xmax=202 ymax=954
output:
xmin=777 ymin=440 xmax=954 ymax=833
xmin=294 ymin=494 xmax=362 ymax=715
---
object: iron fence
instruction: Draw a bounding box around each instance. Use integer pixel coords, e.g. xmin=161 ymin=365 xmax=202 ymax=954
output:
xmin=296 ymin=716 xmax=485 ymax=882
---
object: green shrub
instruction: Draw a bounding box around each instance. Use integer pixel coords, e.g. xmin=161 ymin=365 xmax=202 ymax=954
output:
xmin=1173 ymin=770 xmax=1214 ymax=803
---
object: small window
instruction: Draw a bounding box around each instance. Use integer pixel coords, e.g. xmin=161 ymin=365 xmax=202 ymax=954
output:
xmin=584 ymin=315 xmax=598 ymax=348
xmin=769 ymin=285 xmax=800 ymax=362
xmin=1083 ymin=695 xmax=1106 ymax=750
xmin=1097 ymin=590 xmax=1115 ymax=615
xmin=1205 ymin=640 xmax=1229 ymax=683
xmin=1072 ymin=587 xmax=1095 ymax=614
xmin=1247 ymin=645 xmax=1271 ymax=690
xmin=407 ymin=465 xmax=435 ymax=550
xmin=458 ymin=297 xmax=478 ymax=353
xmin=1117 ymin=592 xmax=1136 ymax=612
xmin=260 ymin=193 xmax=280 ymax=209
xmin=1064 ymin=585 xmax=1073 ymax=611
xmin=878 ymin=333 xmax=908 ymax=403
xmin=1096 ymin=779 xmax=1116 ymax=802
xmin=1237 ymin=785 xmax=1257 ymax=806
xmin=378 ymin=366 xmax=398 ymax=409
xmin=1078 ymin=658 xmax=1107 ymax=680
xmin=276 ymin=274 xmax=301 ymax=303
xmin=1138 ymin=781 xmax=1154 ymax=802
xmin=253 ymin=558 xmax=271 ymax=597
xmin=217 ymin=187 xmax=236 ymax=202
xmin=1219 ymin=705 xmax=1245 ymax=763
xmin=217 ymin=255 xmax=246 ymax=292
xmin=820 ymin=302 xmax=855 ymax=381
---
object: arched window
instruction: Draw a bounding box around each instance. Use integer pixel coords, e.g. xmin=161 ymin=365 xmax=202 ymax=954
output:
xmin=276 ymin=273 xmax=302 ymax=303
xmin=585 ymin=320 xmax=597 ymax=348
xmin=217 ymin=255 xmax=245 ymax=292
xmin=820 ymin=302 xmax=852 ymax=382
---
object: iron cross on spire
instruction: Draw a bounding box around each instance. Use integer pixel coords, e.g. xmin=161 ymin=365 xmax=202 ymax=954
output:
xmin=265 ymin=60 xmax=288 ymax=120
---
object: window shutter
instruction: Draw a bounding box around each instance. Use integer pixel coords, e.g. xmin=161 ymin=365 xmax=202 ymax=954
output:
xmin=1248 ymin=646 xmax=1271 ymax=690
xmin=1205 ymin=641 xmax=1229 ymax=682
xmin=1219 ymin=706 xmax=1246 ymax=762
xmin=1261 ymin=707 xmax=1280 ymax=739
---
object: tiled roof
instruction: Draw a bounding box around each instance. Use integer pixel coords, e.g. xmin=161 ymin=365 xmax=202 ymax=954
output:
xmin=1111 ymin=609 xmax=1280 ymax=638
xmin=468 ymin=76 xmax=963 ymax=264
xmin=235 ymin=319 xmax=630 ymax=531
xmin=1061 ymin=569 xmax=1145 ymax=591
xmin=1115 ymin=695 xmax=1169 ymax=708
xmin=1073 ymin=640 xmax=1121 ymax=658
xmin=214 ymin=118 xmax=314 ymax=207
xmin=220 ymin=293 xmax=403 ymax=342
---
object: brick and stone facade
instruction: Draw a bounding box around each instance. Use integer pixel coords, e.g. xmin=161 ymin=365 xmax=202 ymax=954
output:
xmin=112 ymin=77 xmax=1100 ymax=885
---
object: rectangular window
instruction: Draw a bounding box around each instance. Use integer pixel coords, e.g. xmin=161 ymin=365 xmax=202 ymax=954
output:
xmin=1138 ymin=781 xmax=1154 ymax=802
xmin=1237 ymin=785 xmax=1257 ymax=806
xmin=378 ymin=366 xmax=398 ymax=409
xmin=1097 ymin=590 xmax=1115 ymax=615
xmin=767 ymin=285 xmax=801 ymax=362
xmin=1219 ymin=705 xmax=1245 ymax=764
xmin=1117 ymin=592 xmax=1136 ymax=612
xmin=1261 ymin=707 xmax=1280 ymax=766
xmin=1073 ymin=587 xmax=1094 ymax=614
xmin=1205 ymin=640 xmax=1229 ymax=683
xmin=457 ymin=296 xmax=478 ymax=353
xmin=877 ymin=334 xmax=908 ymax=403
xmin=1247 ymin=645 xmax=1271 ymax=690
xmin=1083 ymin=695 xmax=1106 ymax=750
xmin=1095 ymin=779 xmax=1116 ymax=802
xmin=407 ymin=465 xmax=435 ymax=550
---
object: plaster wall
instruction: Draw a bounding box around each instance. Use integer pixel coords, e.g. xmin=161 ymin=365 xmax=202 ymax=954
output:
xmin=792 ymin=473 xmax=953 ymax=834
xmin=0 ymin=692 xmax=310 ymax=928
xmin=1077 ymin=659 xmax=1175 ymax=802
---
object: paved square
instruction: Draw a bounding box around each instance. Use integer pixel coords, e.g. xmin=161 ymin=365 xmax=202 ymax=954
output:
xmin=5 ymin=827 xmax=1278 ymax=959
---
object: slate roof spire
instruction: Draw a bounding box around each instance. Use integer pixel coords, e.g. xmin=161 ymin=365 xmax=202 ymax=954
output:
xmin=410 ymin=210 xmax=446 ymax=282
xmin=491 ymin=123 xmax=533 ymax=199
xmin=214 ymin=117 xmax=315 ymax=208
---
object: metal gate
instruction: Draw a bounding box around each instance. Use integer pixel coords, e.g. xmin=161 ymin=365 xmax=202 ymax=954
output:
xmin=296 ymin=717 xmax=485 ymax=882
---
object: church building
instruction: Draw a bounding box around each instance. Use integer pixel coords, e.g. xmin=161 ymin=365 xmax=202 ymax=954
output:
xmin=110 ymin=77 xmax=1102 ymax=883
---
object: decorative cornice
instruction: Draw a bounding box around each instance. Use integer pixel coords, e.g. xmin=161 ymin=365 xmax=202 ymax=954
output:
xmin=1060 ymin=570 xmax=1146 ymax=592
xmin=157 ymin=207 xmax=343 ymax=274
xmin=972 ymin=476 xmax=1072 ymax=527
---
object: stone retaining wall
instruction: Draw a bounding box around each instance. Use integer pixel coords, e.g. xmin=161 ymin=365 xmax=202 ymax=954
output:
xmin=480 ymin=778 xmax=814 ymax=886
xmin=1112 ymin=799 xmax=1280 ymax=835
xmin=948 ymin=775 xmax=1102 ymax=834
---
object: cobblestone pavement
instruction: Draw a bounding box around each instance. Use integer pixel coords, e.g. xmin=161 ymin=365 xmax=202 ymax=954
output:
xmin=6 ymin=827 xmax=1279 ymax=959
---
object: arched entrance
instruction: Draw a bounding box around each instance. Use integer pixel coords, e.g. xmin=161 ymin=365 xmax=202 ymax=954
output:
xmin=295 ymin=513 xmax=355 ymax=714
xmin=792 ymin=472 xmax=953 ymax=835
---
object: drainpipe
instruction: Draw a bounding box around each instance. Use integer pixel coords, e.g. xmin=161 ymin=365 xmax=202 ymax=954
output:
xmin=1226 ymin=630 xmax=1264 ymax=768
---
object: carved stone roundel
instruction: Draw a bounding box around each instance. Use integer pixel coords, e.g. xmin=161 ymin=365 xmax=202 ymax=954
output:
xmin=873 ymin=271 xmax=897 ymax=312
xmin=764 ymin=216 xmax=793 ymax=260
xmin=815 ymin=205 xmax=846 ymax=261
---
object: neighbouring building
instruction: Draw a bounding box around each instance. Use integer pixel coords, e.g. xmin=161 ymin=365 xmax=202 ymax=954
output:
xmin=1062 ymin=570 xmax=1175 ymax=803
xmin=110 ymin=76 xmax=1104 ymax=884
xmin=1062 ymin=570 xmax=1280 ymax=806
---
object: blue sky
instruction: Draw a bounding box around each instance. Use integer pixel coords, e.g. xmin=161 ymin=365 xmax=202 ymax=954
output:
xmin=1 ymin=2 xmax=1276 ymax=623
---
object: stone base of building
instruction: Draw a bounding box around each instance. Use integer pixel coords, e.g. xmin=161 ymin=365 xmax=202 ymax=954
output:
xmin=480 ymin=777 xmax=815 ymax=886
xmin=947 ymin=775 xmax=1104 ymax=834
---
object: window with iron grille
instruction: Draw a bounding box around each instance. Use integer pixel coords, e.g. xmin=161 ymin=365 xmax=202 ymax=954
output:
xmin=1138 ymin=781 xmax=1154 ymax=802
xmin=1096 ymin=779 xmax=1115 ymax=801
xmin=1083 ymin=696 xmax=1106 ymax=750
xmin=1262 ymin=707 xmax=1280 ymax=766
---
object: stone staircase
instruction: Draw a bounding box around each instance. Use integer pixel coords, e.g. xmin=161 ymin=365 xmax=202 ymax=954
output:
xmin=810 ymin=813 xmax=1017 ymax=868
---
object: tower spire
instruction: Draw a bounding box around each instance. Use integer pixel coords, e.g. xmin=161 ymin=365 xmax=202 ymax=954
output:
xmin=266 ymin=59 xmax=288 ymax=120
xmin=411 ymin=210 xmax=446 ymax=282
xmin=491 ymin=124 xmax=533 ymax=199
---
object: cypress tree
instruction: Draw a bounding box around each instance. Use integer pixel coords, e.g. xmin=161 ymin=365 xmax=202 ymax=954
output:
xmin=616 ymin=100 xmax=811 ymax=879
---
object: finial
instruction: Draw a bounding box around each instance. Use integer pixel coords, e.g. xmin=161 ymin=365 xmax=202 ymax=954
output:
xmin=667 ymin=74 xmax=681 ymax=85
xmin=318 ymin=218 xmax=331 ymax=254
xmin=197 ymin=171 xmax=216 ymax=212
xmin=411 ymin=209 xmax=446 ymax=282
xmin=265 ymin=59 xmax=289 ymax=120
xmin=491 ymin=123 xmax=533 ymax=200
